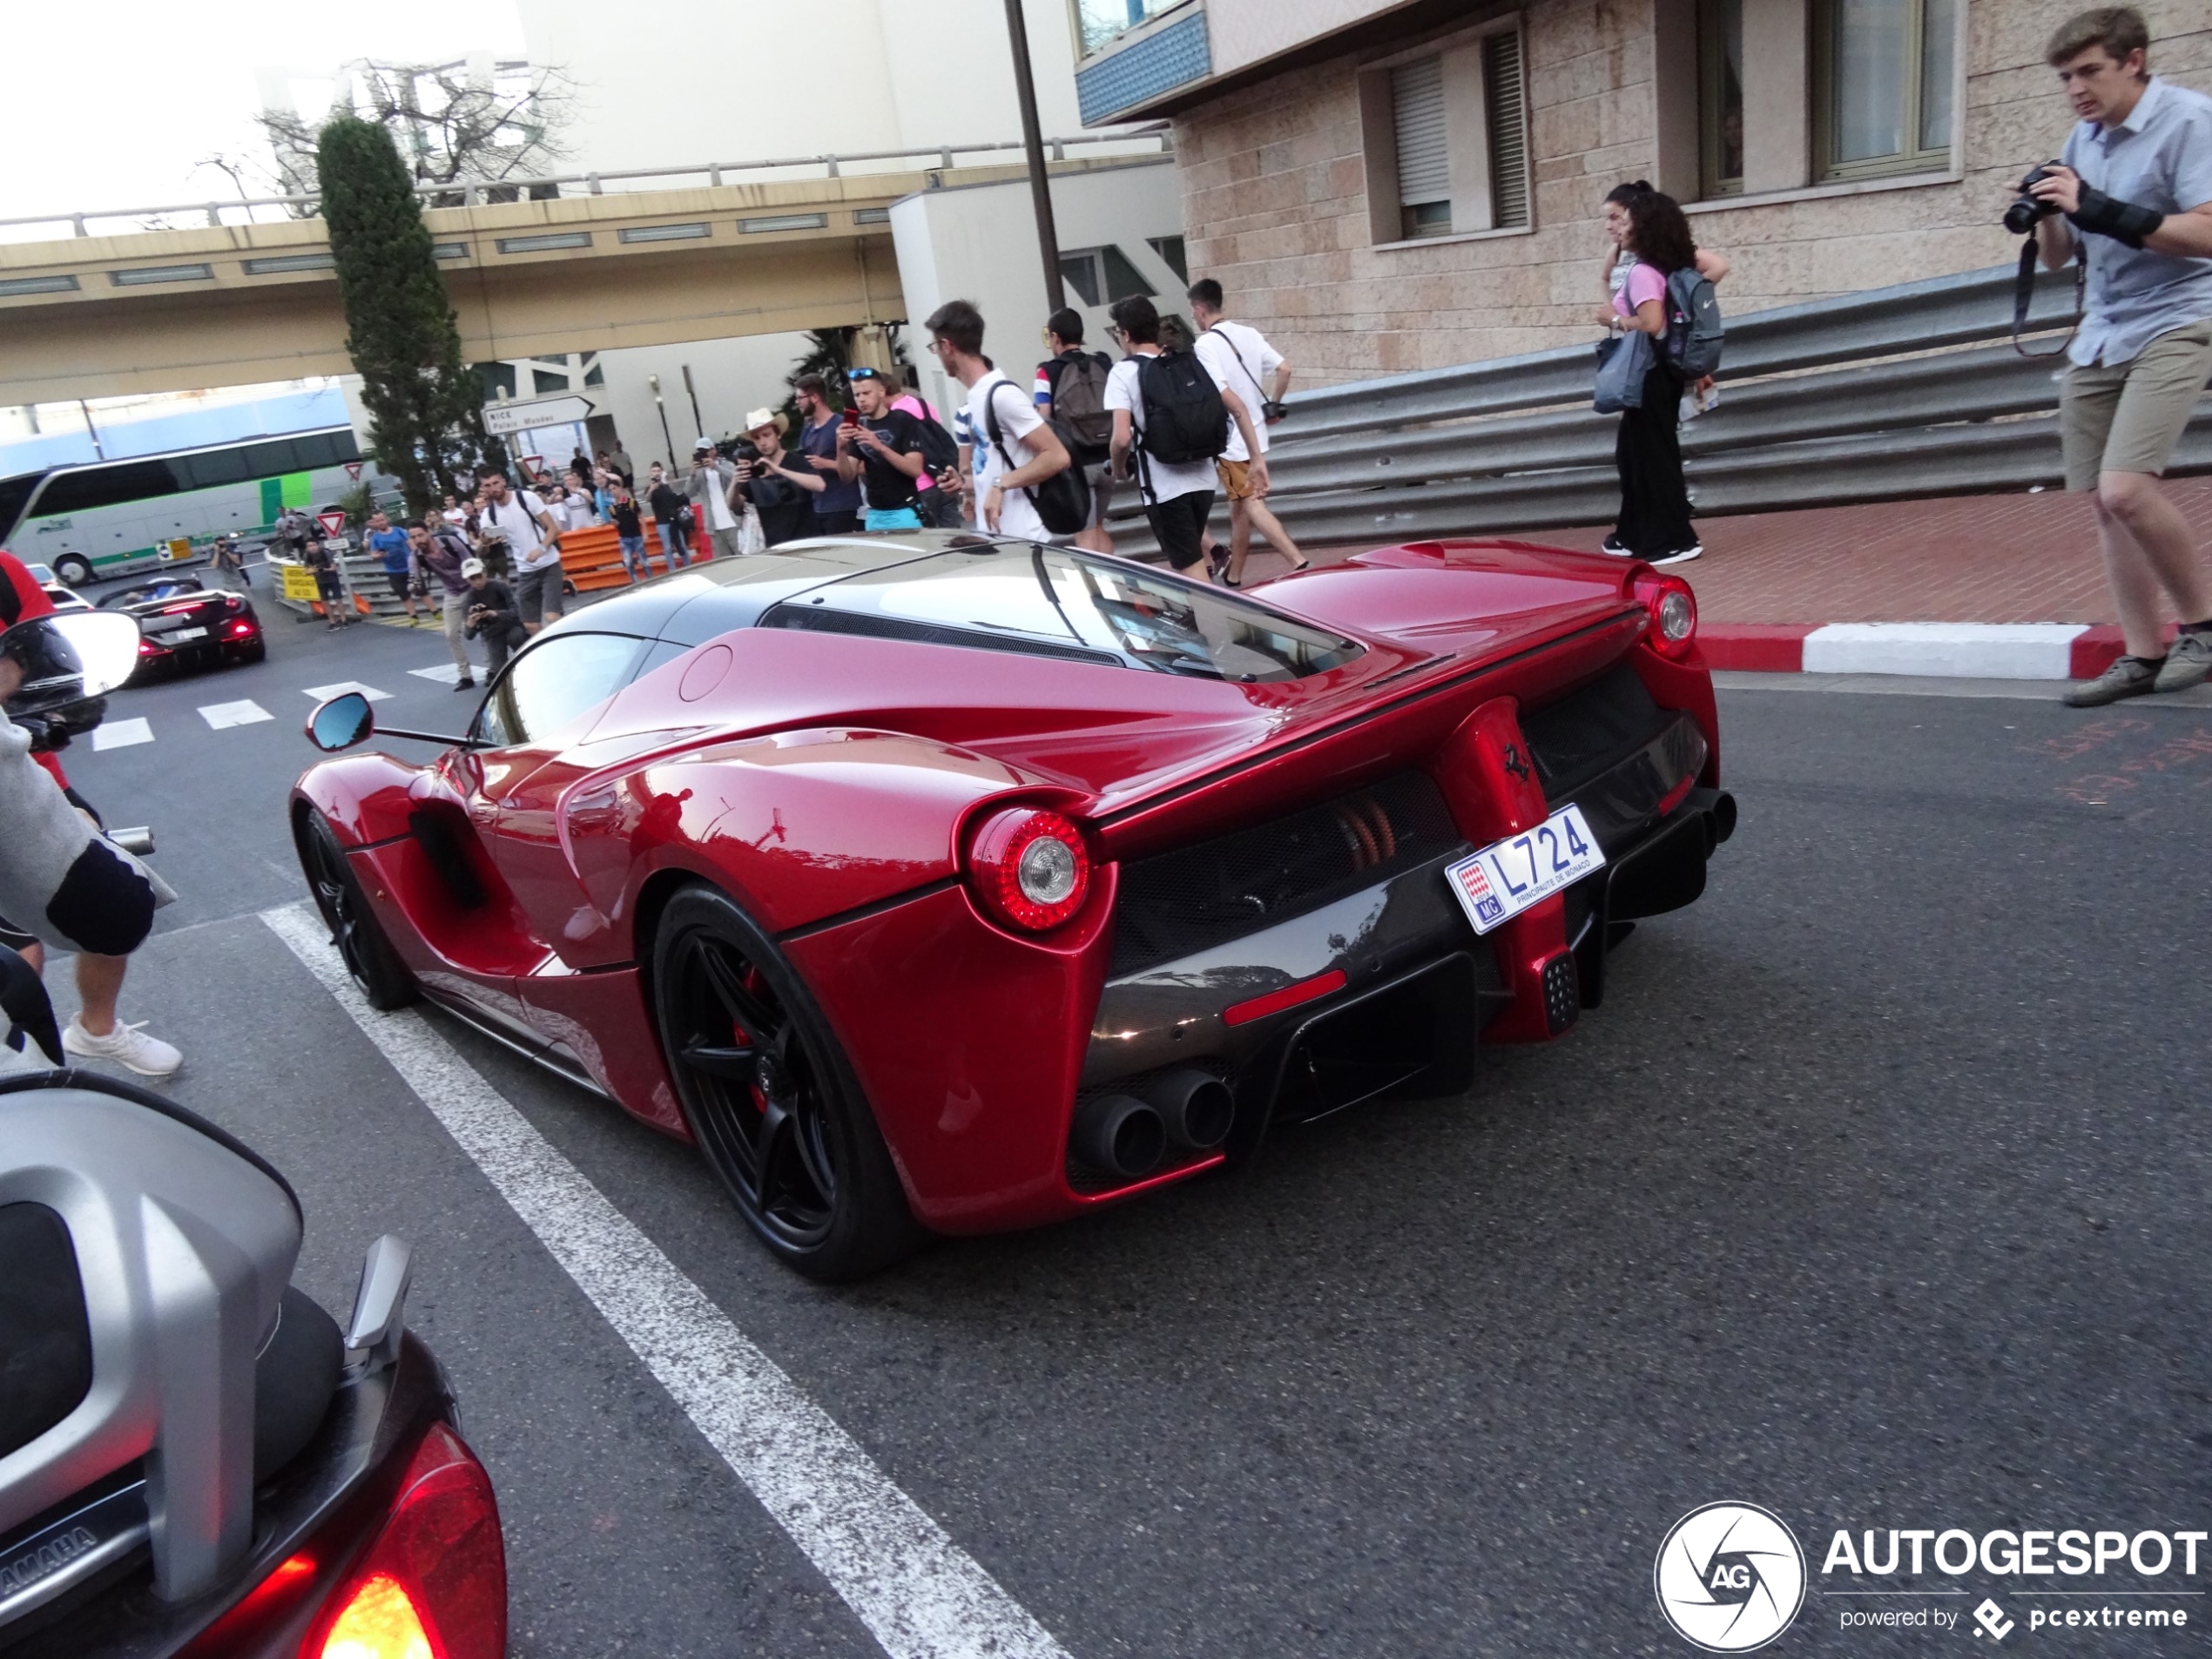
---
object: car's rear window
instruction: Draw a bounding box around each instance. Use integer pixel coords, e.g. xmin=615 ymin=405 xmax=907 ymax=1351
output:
xmin=759 ymin=545 xmax=1362 ymax=682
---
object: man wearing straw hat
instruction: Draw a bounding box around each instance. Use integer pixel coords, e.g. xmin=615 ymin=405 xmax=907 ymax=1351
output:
xmin=732 ymin=408 xmax=821 ymax=547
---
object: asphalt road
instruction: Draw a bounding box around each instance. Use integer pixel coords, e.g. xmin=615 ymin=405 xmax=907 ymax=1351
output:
xmin=30 ymin=603 xmax=2212 ymax=1656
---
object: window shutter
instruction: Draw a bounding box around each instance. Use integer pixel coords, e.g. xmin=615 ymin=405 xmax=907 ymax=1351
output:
xmin=1392 ymin=57 xmax=1451 ymax=209
xmin=1483 ymin=30 xmax=1530 ymax=229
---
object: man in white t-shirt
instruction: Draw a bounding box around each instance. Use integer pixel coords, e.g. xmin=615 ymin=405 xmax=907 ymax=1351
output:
xmin=922 ymin=298 xmax=1071 ymax=542
xmin=1188 ymin=279 xmax=1306 ymax=584
xmin=474 ymin=465 xmax=565 ymax=634
xmin=1103 ymin=294 xmax=1265 ymax=583
xmin=687 ymin=440 xmax=744 ymax=559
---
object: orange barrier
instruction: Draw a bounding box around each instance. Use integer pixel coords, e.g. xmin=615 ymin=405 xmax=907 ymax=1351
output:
xmin=555 ymin=522 xmax=709 ymax=593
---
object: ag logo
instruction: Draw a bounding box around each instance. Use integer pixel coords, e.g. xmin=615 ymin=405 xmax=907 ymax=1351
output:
xmin=1654 ymin=1502 xmax=1807 ymax=1652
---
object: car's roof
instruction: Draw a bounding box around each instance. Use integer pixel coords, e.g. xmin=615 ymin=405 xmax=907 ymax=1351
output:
xmin=564 ymin=532 xmax=1004 ymax=646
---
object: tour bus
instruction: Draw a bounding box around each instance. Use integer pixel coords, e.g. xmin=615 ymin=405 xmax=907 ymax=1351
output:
xmin=0 ymin=428 xmax=372 ymax=588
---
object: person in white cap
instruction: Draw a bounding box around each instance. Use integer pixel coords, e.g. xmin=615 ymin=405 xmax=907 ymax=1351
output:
xmin=461 ymin=557 xmax=526 ymax=677
xmin=685 ymin=438 xmax=743 ymax=560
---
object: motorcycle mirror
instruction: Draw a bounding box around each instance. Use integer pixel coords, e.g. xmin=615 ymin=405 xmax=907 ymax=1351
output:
xmin=307 ymin=691 xmax=374 ymax=752
xmin=0 ymin=611 xmax=141 ymax=711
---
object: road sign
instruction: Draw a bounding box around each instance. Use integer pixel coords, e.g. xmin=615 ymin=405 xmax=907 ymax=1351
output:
xmin=482 ymin=395 xmax=595 ymax=437
xmin=316 ymin=511 xmax=347 ymax=538
xmin=521 ymin=455 xmax=544 ymax=478
xmin=343 ymin=461 xmax=364 ymax=481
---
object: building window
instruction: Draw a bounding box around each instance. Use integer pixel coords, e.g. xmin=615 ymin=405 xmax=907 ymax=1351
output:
xmin=1360 ymin=18 xmax=1530 ymax=246
xmin=1075 ymin=0 xmax=1184 ymax=57
xmin=1060 ymin=246 xmax=1154 ymax=307
xmin=532 ymin=368 xmax=569 ymax=395
xmin=1699 ymin=0 xmax=1745 ymax=196
xmin=1816 ymin=0 xmax=1956 ymax=180
xmin=1149 ymin=235 xmax=1188 ymax=281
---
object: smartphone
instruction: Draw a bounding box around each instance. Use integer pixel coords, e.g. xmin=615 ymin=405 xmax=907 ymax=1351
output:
xmin=840 ymin=407 xmax=860 ymax=428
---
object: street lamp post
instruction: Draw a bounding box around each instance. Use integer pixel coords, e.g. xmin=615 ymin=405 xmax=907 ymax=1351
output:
xmin=1002 ymin=0 xmax=1063 ymax=318
xmin=649 ymin=374 xmax=675 ymax=469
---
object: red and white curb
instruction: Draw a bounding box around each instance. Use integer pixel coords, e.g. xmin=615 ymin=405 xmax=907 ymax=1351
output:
xmin=1702 ymin=624 xmax=2133 ymax=680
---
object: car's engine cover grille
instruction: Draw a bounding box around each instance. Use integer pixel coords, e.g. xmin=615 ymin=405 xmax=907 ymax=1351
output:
xmin=1108 ymin=771 xmax=1464 ymax=977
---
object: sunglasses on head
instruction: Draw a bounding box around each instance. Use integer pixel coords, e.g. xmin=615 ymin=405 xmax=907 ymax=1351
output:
xmin=846 ymin=367 xmax=882 ymax=381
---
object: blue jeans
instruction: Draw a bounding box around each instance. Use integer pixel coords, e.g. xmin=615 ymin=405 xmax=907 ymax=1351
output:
xmin=657 ymin=522 xmax=691 ymax=570
xmin=617 ymin=535 xmax=648 ymax=580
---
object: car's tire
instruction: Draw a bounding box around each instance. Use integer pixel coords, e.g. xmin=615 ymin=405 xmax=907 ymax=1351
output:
xmin=54 ymin=556 xmax=93 ymax=586
xmin=651 ymin=885 xmax=922 ymax=1279
xmin=298 ymin=809 xmax=418 ymax=1011
xmin=238 ymin=642 xmax=267 ymax=665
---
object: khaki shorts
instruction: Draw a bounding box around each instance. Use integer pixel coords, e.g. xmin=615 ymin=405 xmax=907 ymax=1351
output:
xmin=1216 ymin=457 xmax=1258 ymax=502
xmin=2060 ymin=318 xmax=2212 ymax=491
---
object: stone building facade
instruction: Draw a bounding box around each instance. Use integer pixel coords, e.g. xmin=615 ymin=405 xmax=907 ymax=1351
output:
xmin=1072 ymin=0 xmax=2211 ymax=386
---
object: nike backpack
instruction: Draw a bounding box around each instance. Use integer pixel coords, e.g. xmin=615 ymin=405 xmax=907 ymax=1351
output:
xmin=1049 ymin=353 xmax=1115 ymax=462
xmin=1135 ymin=350 xmax=1229 ymax=467
xmin=1662 ymin=267 xmax=1724 ymax=379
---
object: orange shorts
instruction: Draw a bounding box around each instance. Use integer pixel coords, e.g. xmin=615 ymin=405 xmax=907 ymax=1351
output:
xmin=1216 ymin=458 xmax=1257 ymax=502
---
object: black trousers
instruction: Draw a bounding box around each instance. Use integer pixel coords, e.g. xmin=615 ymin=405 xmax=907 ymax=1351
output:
xmin=1613 ymin=362 xmax=1692 ymax=557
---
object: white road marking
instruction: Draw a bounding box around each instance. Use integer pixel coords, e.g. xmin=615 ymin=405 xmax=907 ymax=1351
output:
xmin=92 ymin=718 xmax=153 ymax=750
xmin=199 ymin=698 xmax=273 ymax=729
xmin=408 ymin=664 xmax=466 ymax=685
xmin=301 ymin=680 xmax=392 ymax=702
xmin=260 ymin=903 xmax=1069 ymax=1659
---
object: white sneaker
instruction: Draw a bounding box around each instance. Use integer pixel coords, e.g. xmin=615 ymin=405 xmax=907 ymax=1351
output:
xmin=1649 ymin=542 xmax=1703 ymax=566
xmin=1600 ymin=534 xmax=1632 ymax=556
xmin=64 ymin=1015 xmax=182 ymax=1077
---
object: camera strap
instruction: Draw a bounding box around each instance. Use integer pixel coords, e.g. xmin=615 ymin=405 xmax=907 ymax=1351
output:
xmin=2012 ymin=237 xmax=2084 ymax=361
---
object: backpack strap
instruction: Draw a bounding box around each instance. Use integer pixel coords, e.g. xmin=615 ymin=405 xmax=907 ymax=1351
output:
xmin=983 ymin=380 xmax=1043 ymax=516
xmin=1205 ymin=323 xmax=1267 ymax=407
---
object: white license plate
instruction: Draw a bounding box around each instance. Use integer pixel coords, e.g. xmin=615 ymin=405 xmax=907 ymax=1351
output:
xmin=1444 ymin=805 xmax=1606 ymax=935
xmin=169 ymin=626 xmax=208 ymax=641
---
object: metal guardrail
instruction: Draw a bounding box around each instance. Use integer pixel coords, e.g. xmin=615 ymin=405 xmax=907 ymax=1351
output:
xmin=1107 ymin=260 xmax=2212 ymax=556
xmin=0 ymin=131 xmax=1171 ymax=240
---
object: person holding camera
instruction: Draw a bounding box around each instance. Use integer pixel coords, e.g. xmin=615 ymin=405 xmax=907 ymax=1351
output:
xmin=834 ymin=367 xmax=931 ymax=534
xmin=2023 ymin=9 xmax=2212 ymax=706
xmin=475 ymin=465 xmax=565 ymax=635
xmin=732 ymin=409 xmax=819 ymax=547
xmin=687 ymin=440 xmax=744 ymax=560
xmin=461 ymin=558 xmax=527 ymax=677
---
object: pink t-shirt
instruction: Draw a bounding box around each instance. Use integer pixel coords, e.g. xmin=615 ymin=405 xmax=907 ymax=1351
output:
xmin=1612 ymin=260 xmax=1667 ymax=320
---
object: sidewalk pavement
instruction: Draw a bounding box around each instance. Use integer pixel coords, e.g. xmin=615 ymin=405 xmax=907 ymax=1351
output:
xmin=1284 ymin=477 xmax=2212 ymax=680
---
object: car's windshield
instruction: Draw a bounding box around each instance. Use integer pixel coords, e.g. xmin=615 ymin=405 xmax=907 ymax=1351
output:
xmin=763 ymin=544 xmax=1362 ymax=682
xmin=101 ymin=580 xmax=201 ymax=608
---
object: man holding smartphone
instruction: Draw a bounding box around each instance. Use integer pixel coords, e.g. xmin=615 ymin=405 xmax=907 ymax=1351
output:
xmin=835 ymin=368 xmax=929 ymax=532
xmin=793 ymin=373 xmax=863 ymax=535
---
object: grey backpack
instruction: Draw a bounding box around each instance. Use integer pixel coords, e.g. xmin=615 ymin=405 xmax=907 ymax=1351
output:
xmin=1662 ymin=268 xmax=1724 ymax=379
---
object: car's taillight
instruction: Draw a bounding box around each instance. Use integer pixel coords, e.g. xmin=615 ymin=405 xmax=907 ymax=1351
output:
xmin=230 ymin=619 xmax=256 ymax=637
xmin=967 ymin=806 xmax=1090 ymax=932
xmin=1634 ymin=570 xmax=1697 ymax=661
xmin=302 ymin=1422 xmax=505 ymax=1659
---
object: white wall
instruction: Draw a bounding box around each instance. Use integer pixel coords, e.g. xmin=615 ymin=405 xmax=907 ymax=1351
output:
xmin=580 ymin=333 xmax=818 ymax=474
xmin=523 ymin=0 xmax=1124 ymax=178
xmin=893 ymin=158 xmax=1185 ymax=421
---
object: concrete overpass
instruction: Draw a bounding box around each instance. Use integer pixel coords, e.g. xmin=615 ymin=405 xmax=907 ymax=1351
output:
xmin=0 ymin=138 xmax=1168 ymax=405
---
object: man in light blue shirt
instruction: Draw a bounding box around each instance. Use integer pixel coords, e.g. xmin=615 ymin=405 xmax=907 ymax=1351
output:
xmin=2032 ymin=8 xmax=2212 ymax=705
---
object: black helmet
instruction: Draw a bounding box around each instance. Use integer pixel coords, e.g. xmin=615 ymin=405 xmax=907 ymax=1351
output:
xmin=1 ymin=616 xmax=90 ymax=718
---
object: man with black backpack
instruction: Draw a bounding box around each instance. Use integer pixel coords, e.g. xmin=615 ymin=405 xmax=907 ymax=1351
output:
xmin=924 ymin=299 xmax=1079 ymax=543
xmin=1034 ymin=308 xmax=1117 ymax=552
xmin=1103 ymin=295 xmax=1266 ymax=582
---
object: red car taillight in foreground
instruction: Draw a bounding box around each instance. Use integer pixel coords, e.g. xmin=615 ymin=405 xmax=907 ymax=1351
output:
xmin=304 ymin=1422 xmax=506 ymax=1659
xmin=967 ymin=807 xmax=1090 ymax=931
xmin=1634 ymin=570 xmax=1698 ymax=661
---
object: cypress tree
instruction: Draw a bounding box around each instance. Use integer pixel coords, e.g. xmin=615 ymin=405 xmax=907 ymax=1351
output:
xmin=316 ymin=118 xmax=490 ymax=513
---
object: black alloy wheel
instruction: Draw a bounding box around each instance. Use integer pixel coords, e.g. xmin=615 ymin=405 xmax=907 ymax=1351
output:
xmin=651 ymin=886 xmax=920 ymax=1278
xmin=299 ymin=810 xmax=418 ymax=1011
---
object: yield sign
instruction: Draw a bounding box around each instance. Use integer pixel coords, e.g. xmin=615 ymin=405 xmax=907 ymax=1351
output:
xmin=316 ymin=511 xmax=347 ymax=538
xmin=521 ymin=455 xmax=544 ymax=476
xmin=342 ymin=461 xmax=364 ymax=481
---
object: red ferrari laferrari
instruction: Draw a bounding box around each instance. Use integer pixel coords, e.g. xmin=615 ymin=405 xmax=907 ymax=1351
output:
xmin=294 ymin=534 xmax=1732 ymax=1277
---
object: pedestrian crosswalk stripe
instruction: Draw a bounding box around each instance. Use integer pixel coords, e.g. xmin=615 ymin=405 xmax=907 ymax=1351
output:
xmin=199 ymin=698 xmax=273 ymax=729
xmin=409 ymin=664 xmax=466 ymax=685
xmin=92 ymin=718 xmax=154 ymax=751
xmin=301 ymin=680 xmax=392 ymax=702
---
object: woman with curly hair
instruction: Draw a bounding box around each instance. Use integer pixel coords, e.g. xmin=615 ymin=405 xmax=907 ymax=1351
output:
xmin=1596 ymin=186 xmax=1716 ymax=565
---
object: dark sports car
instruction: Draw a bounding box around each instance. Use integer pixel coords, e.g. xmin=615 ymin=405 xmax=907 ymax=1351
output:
xmin=293 ymin=533 xmax=1734 ymax=1278
xmin=98 ymin=575 xmax=266 ymax=677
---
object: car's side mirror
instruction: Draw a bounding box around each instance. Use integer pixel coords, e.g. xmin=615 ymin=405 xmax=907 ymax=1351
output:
xmin=0 ymin=611 xmax=142 ymax=711
xmin=307 ymin=691 xmax=374 ymax=752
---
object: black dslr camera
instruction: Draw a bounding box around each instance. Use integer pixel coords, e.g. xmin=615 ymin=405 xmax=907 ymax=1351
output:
xmin=2004 ymin=162 xmax=2064 ymax=234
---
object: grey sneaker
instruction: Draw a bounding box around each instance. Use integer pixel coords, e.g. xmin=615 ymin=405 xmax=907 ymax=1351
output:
xmin=2152 ymin=631 xmax=2212 ymax=693
xmin=2063 ymin=653 xmax=2164 ymax=707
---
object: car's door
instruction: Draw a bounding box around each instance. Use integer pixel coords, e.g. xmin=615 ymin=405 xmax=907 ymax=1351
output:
xmin=462 ymin=631 xmax=655 ymax=965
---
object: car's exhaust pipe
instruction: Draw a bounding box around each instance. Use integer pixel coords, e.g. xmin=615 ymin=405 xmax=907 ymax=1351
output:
xmin=1683 ymin=786 xmax=1737 ymax=853
xmin=1072 ymin=1094 xmax=1165 ymax=1179
xmin=1138 ymin=1068 xmax=1234 ymax=1150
